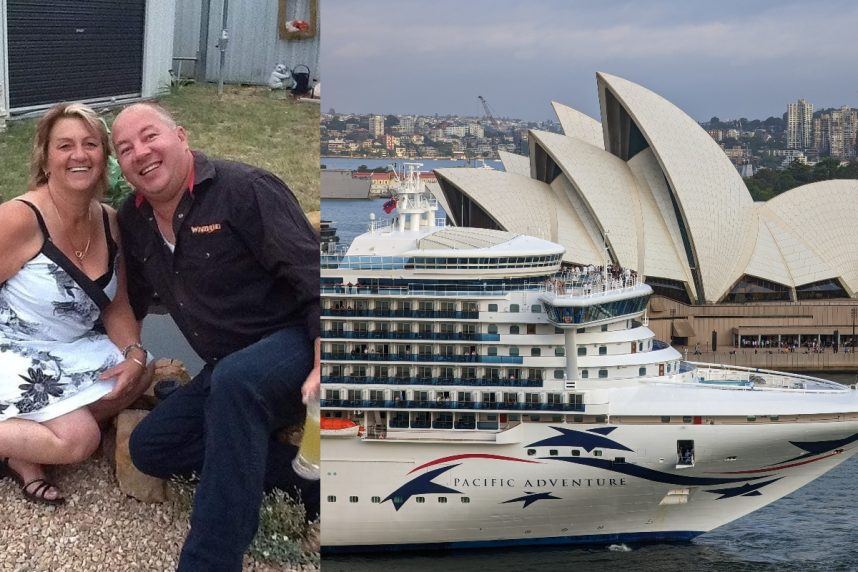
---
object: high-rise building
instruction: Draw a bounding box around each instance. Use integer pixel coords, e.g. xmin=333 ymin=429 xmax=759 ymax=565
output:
xmin=369 ymin=115 xmax=385 ymax=138
xmin=786 ymin=99 xmax=813 ymax=150
xmin=814 ymin=106 xmax=858 ymax=159
xmin=398 ymin=116 xmax=415 ymax=134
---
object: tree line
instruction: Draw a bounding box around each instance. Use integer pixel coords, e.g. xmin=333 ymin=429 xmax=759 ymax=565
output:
xmin=745 ymin=157 xmax=858 ymax=201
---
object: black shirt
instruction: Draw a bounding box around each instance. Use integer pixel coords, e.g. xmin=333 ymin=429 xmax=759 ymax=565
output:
xmin=118 ymin=152 xmax=320 ymax=364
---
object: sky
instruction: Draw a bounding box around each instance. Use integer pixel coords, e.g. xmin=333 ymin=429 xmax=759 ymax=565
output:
xmin=323 ymin=0 xmax=858 ymax=122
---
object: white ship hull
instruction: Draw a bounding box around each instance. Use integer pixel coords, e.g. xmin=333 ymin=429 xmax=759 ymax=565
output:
xmin=322 ymin=418 xmax=858 ymax=550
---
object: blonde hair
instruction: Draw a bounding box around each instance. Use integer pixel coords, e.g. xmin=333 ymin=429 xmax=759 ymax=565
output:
xmin=29 ymin=102 xmax=111 ymax=196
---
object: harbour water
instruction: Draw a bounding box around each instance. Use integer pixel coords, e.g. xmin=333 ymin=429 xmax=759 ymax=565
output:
xmin=321 ymin=197 xmax=858 ymax=571
xmin=321 ymin=156 xmax=504 ymax=172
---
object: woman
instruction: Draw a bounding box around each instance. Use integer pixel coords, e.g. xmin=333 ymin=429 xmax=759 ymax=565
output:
xmin=0 ymin=103 xmax=150 ymax=504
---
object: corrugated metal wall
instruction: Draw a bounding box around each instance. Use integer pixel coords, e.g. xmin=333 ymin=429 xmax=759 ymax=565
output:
xmin=173 ymin=0 xmax=320 ymax=86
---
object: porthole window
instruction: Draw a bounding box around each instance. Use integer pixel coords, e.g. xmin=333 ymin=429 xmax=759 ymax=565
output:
xmin=438 ymin=497 xmax=448 ymax=503
xmin=598 ymin=369 xmax=608 ymax=379
xmin=488 ymin=324 xmax=498 ymax=334
xmin=416 ymin=497 xmax=426 ymax=503
xmin=599 ymin=346 xmax=607 ymax=356
xmin=510 ymin=347 xmax=520 ymax=357
xmin=661 ymin=416 xmax=670 ymax=423
xmin=327 ymin=496 xmax=336 ymax=502
xmin=594 ymin=450 xmax=603 ymax=457
xmin=555 ymin=347 xmax=565 ymax=357
xmin=639 ymin=367 xmax=646 ymax=376
xmin=550 ymin=449 xmax=558 ymax=456
xmin=510 ymin=304 xmax=520 ymax=313
xmin=461 ymin=497 xmax=471 ymax=504
xmin=581 ymin=370 xmax=589 ymax=379
xmin=350 ymin=496 xmax=359 ymax=503
xmin=531 ymin=348 xmax=541 ymax=357
xmin=531 ymin=305 xmax=542 ymax=313
xmin=488 ymin=304 xmax=498 ymax=312
xmin=510 ymin=325 xmax=520 ymax=334
xmin=578 ymin=347 xmax=587 ymax=356
xmin=371 ymin=496 xmax=381 ymax=503
xmin=571 ymin=449 xmax=580 ymax=457
xmin=554 ymin=369 xmax=565 ymax=379
xmin=488 ymin=347 xmax=498 ymax=356
xmin=527 ymin=449 xmax=536 ymax=456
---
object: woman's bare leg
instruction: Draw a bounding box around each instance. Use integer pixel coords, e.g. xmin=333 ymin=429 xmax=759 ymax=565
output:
xmin=1 ymin=408 xmax=102 ymax=500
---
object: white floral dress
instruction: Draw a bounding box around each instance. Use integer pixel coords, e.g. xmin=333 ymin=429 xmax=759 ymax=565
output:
xmin=0 ymin=201 xmax=122 ymax=423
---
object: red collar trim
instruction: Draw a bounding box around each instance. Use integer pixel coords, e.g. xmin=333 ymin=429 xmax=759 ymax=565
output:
xmin=134 ymin=161 xmax=196 ymax=208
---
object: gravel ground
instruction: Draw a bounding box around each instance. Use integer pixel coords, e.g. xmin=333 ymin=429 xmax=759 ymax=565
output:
xmin=0 ymin=456 xmax=312 ymax=571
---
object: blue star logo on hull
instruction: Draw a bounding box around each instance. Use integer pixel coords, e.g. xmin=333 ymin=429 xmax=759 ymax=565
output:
xmin=382 ymin=464 xmax=462 ymax=511
xmin=527 ymin=426 xmax=634 ymax=453
xmin=705 ymin=478 xmax=782 ymax=499
xmin=502 ymin=491 xmax=561 ymax=508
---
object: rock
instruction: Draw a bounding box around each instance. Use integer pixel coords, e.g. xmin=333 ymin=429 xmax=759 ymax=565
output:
xmin=132 ymin=358 xmax=193 ymax=410
xmin=114 ymin=410 xmax=166 ymax=503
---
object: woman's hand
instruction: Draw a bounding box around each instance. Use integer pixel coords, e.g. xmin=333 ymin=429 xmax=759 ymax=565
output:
xmin=100 ymin=356 xmax=147 ymax=401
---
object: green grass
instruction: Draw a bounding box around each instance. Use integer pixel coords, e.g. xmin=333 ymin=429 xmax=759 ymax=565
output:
xmin=0 ymin=83 xmax=320 ymax=211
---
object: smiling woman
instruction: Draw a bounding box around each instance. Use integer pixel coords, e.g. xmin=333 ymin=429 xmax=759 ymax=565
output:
xmin=0 ymin=102 xmax=151 ymax=506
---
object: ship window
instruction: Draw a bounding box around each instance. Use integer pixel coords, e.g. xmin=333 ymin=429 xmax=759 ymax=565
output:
xmin=601 ymin=325 xmax=608 ymax=332
xmin=532 ymin=304 xmax=542 ymax=313
xmin=593 ymin=450 xmax=603 ymax=457
xmin=573 ymin=415 xmax=584 ymax=423
xmin=614 ymin=457 xmax=626 ymax=464
xmin=488 ymin=347 xmax=498 ymax=356
xmin=527 ymin=449 xmax=536 ymax=456
xmin=416 ymin=497 xmax=425 ymax=503
xmin=510 ymin=304 xmax=520 ymax=313
xmin=578 ymin=347 xmax=587 ymax=356
xmin=461 ymin=497 xmax=470 ymax=504
xmin=747 ymin=416 xmax=757 ymax=422
xmin=638 ymin=342 xmax=643 ymax=352
xmin=550 ymin=449 xmax=558 ymax=456
xmin=555 ymin=327 xmax=563 ymax=334
xmin=526 ymin=324 xmax=536 ymax=335
xmin=488 ymin=304 xmax=498 ymax=311
xmin=438 ymin=497 xmax=447 ymax=503
xmin=554 ymin=370 xmax=564 ymax=379
xmin=771 ymin=415 xmax=780 ymax=421
xmin=555 ymin=347 xmax=565 ymax=357
xmin=639 ymin=367 xmax=646 ymax=376
xmin=599 ymin=346 xmax=607 ymax=355
xmin=326 ymin=389 xmax=341 ymax=400
xmin=571 ymin=449 xmax=580 ymax=456
xmin=661 ymin=416 xmax=670 ymax=423
xmin=510 ymin=347 xmax=520 ymax=357
xmin=598 ymin=369 xmax=608 ymax=378
xmin=371 ymin=496 xmax=380 ymax=503
xmin=510 ymin=325 xmax=520 ymax=334
xmin=577 ymin=328 xmax=585 ymax=333
xmin=531 ymin=348 xmax=541 ymax=357
xmin=327 ymin=496 xmax=336 ymax=502
xmin=350 ymin=496 xmax=359 ymax=503
xmin=581 ymin=370 xmax=589 ymax=379
xmin=682 ymin=416 xmax=692 ymax=424
xmin=488 ymin=324 xmax=498 ymax=334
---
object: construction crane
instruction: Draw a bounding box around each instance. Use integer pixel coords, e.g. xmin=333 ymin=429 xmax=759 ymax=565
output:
xmin=477 ymin=95 xmax=499 ymax=127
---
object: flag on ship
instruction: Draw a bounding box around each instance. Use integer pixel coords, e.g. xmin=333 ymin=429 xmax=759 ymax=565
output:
xmin=383 ymin=197 xmax=398 ymax=213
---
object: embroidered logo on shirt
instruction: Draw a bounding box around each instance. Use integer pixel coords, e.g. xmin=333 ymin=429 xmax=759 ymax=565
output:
xmin=190 ymin=223 xmax=223 ymax=234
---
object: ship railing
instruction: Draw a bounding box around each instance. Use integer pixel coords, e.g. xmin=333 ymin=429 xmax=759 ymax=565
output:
xmin=685 ymin=361 xmax=847 ymax=392
xmin=541 ymin=269 xmax=644 ymax=299
xmin=321 ymin=375 xmax=544 ymax=387
xmin=321 ymin=281 xmax=553 ymax=297
xmin=320 ymin=331 xmax=501 ymax=342
xmin=322 ymin=352 xmax=525 ymax=364
xmin=320 ymin=398 xmax=586 ymax=412
xmin=321 ymin=309 xmax=480 ymax=319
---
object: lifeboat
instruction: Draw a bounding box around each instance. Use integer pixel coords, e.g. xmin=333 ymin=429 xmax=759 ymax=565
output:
xmin=321 ymin=417 xmax=360 ymax=437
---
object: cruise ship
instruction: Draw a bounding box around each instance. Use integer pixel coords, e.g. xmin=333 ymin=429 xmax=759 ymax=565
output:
xmin=320 ymin=164 xmax=858 ymax=552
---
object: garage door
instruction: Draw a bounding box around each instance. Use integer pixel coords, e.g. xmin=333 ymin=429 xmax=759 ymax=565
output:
xmin=7 ymin=0 xmax=145 ymax=110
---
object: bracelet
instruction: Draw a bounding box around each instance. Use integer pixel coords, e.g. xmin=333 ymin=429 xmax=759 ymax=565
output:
xmin=122 ymin=342 xmax=146 ymax=359
xmin=128 ymin=357 xmax=147 ymax=370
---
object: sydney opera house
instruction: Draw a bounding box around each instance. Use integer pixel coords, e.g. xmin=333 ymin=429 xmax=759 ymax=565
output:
xmin=434 ymin=73 xmax=858 ymax=353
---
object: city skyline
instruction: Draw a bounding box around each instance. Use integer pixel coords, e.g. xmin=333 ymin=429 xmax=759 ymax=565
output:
xmin=324 ymin=0 xmax=858 ymax=122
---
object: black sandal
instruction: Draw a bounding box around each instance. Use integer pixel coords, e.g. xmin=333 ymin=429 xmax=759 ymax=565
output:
xmin=1 ymin=458 xmax=65 ymax=506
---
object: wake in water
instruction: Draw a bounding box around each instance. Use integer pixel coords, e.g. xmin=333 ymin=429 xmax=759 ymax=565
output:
xmin=608 ymin=544 xmax=632 ymax=552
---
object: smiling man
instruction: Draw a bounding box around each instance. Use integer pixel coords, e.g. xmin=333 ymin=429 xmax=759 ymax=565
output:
xmin=111 ymin=103 xmax=320 ymax=572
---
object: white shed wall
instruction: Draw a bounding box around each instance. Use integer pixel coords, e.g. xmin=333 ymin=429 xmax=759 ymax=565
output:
xmin=142 ymin=0 xmax=176 ymax=98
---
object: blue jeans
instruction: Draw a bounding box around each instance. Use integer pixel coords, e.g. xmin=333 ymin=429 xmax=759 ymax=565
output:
xmin=129 ymin=326 xmax=318 ymax=572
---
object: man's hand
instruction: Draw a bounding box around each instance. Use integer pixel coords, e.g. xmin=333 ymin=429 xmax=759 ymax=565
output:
xmin=301 ymin=366 xmax=320 ymax=404
xmin=302 ymin=336 xmax=321 ymax=404
xmin=100 ymin=359 xmax=147 ymax=401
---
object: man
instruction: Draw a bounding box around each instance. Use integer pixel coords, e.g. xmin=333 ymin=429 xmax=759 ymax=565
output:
xmin=111 ymin=103 xmax=320 ymax=571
